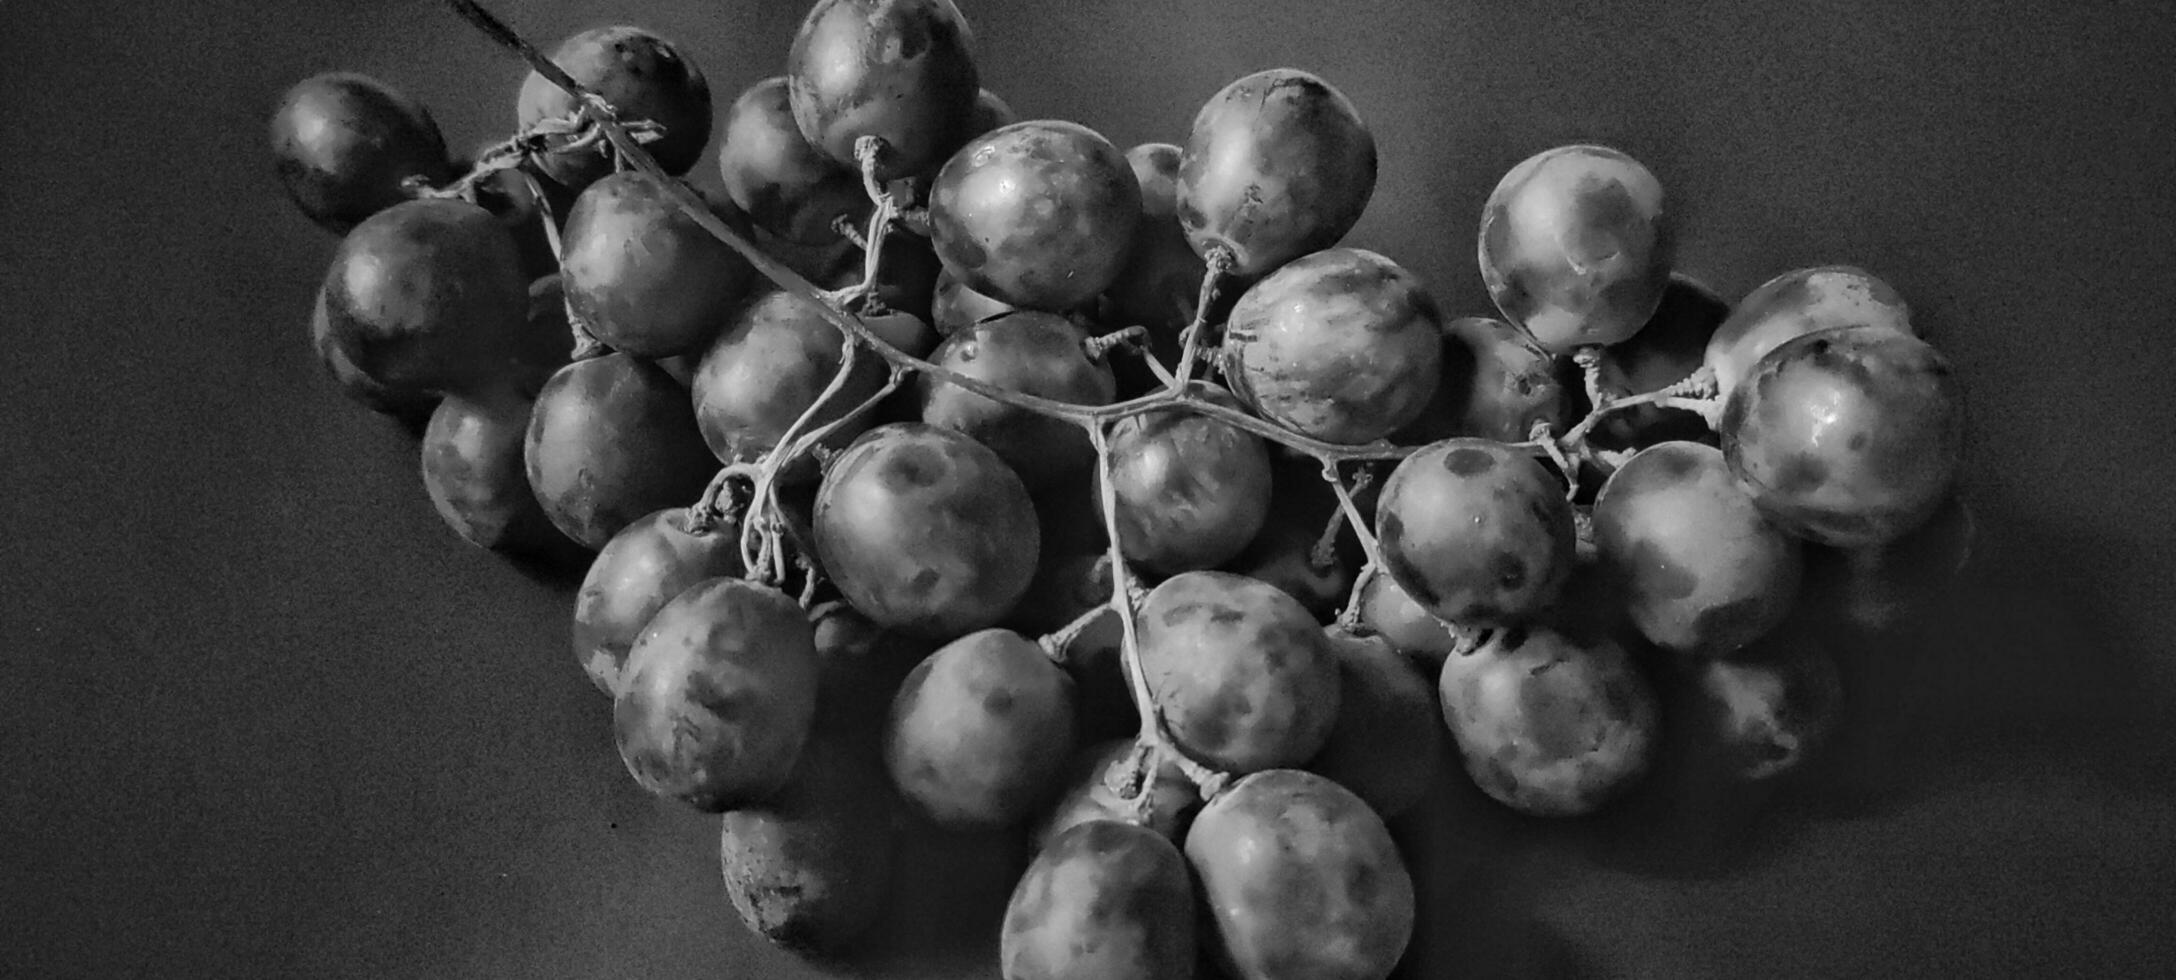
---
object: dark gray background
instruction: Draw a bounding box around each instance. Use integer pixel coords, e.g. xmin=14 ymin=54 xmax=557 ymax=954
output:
xmin=5 ymin=0 xmax=2174 ymax=976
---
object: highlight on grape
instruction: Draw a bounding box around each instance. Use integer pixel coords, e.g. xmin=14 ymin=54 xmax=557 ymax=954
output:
xmin=270 ymin=0 xmax=1973 ymax=975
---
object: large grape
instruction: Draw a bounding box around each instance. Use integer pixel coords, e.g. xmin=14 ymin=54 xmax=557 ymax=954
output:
xmin=1104 ymin=142 xmax=1210 ymax=347
xmin=572 ymin=507 xmax=745 ymax=695
xmin=718 ymin=76 xmax=871 ymax=245
xmin=307 ymin=288 xmax=437 ymax=427
xmin=518 ymin=26 xmax=713 ymax=190
xmin=614 ymin=578 xmax=819 ymax=811
xmin=1438 ymin=624 xmax=1658 ymax=816
xmin=1478 ymin=144 xmax=1673 ymax=352
xmin=1720 ymin=326 xmax=1965 ymax=548
xmin=419 ymin=387 xmax=571 ymax=559
xmin=917 ymin=311 xmax=1116 ymax=490
xmin=1681 ymin=624 xmax=1845 ymax=781
xmin=885 ymin=628 xmax=1075 ymax=827
xmin=1376 ymin=438 xmax=1575 ymax=626
xmin=1002 ymin=820 xmax=1197 ymax=980
xmin=1102 ymin=391 xmax=1273 ymax=574
xmin=1135 ymin=571 xmax=1342 ymax=773
xmin=1222 ymin=247 xmax=1444 ymax=444
xmin=524 ymin=354 xmax=717 ymax=550
xmin=270 ymin=72 xmax=451 ymax=234
xmin=559 ymin=172 xmax=756 ymax=358
xmin=1591 ymin=441 xmax=1803 ymax=656
xmin=928 ymin=120 xmax=1142 ymax=310
xmin=1304 ymin=630 xmax=1445 ymax=820
xmin=813 ymin=423 xmax=1040 ymax=637
xmin=1705 ymin=265 xmax=1914 ymax=399
xmin=787 ymin=0 xmax=981 ymax=182
xmin=1185 ymin=769 xmax=1413 ymax=980
xmin=317 ymin=198 xmax=530 ymax=396
xmin=691 ymin=289 xmax=888 ymax=472
xmin=1176 ymin=69 xmax=1377 ymax=277
xmin=719 ymin=731 xmax=898 ymax=953
xmin=1393 ymin=315 xmax=1571 ymax=445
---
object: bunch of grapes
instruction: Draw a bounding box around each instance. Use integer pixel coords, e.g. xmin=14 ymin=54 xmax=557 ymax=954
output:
xmin=270 ymin=0 xmax=1973 ymax=976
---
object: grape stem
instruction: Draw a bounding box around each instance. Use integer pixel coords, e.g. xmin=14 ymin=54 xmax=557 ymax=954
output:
xmin=1090 ymin=423 xmax=1232 ymax=801
xmin=1172 ymin=248 xmax=1234 ymax=390
xmin=1034 ymin=604 xmax=1109 ymax=665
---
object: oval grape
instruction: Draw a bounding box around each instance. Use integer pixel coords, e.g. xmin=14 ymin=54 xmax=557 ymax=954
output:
xmin=615 ymin=578 xmax=819 ymax=811
xmin=1592 ymin=441 xmax=1804 ymax=655
xmin=1376 ymin=438 xmax=1576 ymax=626
xmin=559 ymin=171 xmax=757 ymax=358
xmin=1135 ymin=571 xmax=1342 ymax=773
xmin=1177 ymin=69 xmax=1377 ymax=277
xmin=885 ymin=628 xmax=1076 ymax=827
xmin=1439 ymin=623 xmax=1659 ymax=816
xmin=1721 ymin=326 xmax=1965 ymax=548
xmin=1705 ymin=265 xmax=1914 ymax=399
xmin=1222 ymin=247 xmax=1445 ymax=444
xmin=1185 ymin=769 xmax=1412 ymax=980
xmin=270 ymin=72 xmax=451 ymax=234
xmin=524 ymin=354 xmax=718 ymax=550
xmin=1478 ymin=144 xmax=1674 ymax=352
xmin=928 ymin=119 xmax=1142 ymax=310
xmin=1002 ymin=819 xmax=1197 ymax=980
xmin=787 ymin=0 xmax=981 ymax=182
xmin=813 ymin=423 xmax=1040 ymax=637
xmin=518 ymin=26 xmax=713 ymax=190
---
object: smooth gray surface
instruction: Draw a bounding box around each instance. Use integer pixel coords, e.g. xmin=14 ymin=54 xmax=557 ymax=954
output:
xmin=5 ymin=0 xmax=2174 ymax=977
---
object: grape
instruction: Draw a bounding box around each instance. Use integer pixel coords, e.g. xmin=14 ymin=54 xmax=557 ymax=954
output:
xmin=1185 ymin=769 xmax=1413 ymax=980
xmin=691 ymin=289 xmax=889 ymax=475
xmin=318 ymin=198 xmax=530 ymax=396
xmin=787 ymin=0 xmax=982 ymax=182
xmin=1355 ymin=570 xmax=1461 ymax=670
xmin=1376 ymin=438 xmax=1576 ymax=626
xmin=1721 ymin=326 xmax=1965 ymax=548
xmin=1032 ymin=740 xmax=1199 ymax=852
xmin=719 ymin=731 xmax=898 ymax=953
xmin=930 ymin=266 xmax=1019 ymax=336
xmin=1135 ymin=571 xmax=1342 ymax=773
xmin=885 ymin=628 xmax=1076 ymax=827
xmin=968 ymin=88 xmax=1018 ymax=137
xmin=1591 ymin=441 xmax=1804 ymax=656
xmin=1102 ymin=391 xmax=1274 ymax=574
xmin=1222 ymin=247 xmax=1445 ymax=444
xmin=307 ymin=288 xmax=438 ymax=427
xmin=718 ymin=76 xmax=871 ymax=245
xmin=1394 ymin=315 xmax=1571 ymax=445
xmin=559 ymin=171 xmax=757 ymax=358
xmin=1177 ymin=68 xmax=1377 ymax=277
xmin=1438 ymin=624 xmax=1658 ymax=816
xmin=615 ymin=578 xmax=819 ymax=811
xmin=813 ymin=423 xmax=1040 ymax=637
xmin=807 ymin=599 xmax=933 ymax=732
xmin=1590 ymin=273 xmax=1731 ymax=449
xmin=524 ymin=354 xmax=717 ymax=550
xmin=928 ymin=120 xmax=1143 ymax=310
xmin=1705 ymin=265 xmax=1914 ymax=399
xmin=917 ymin=311 xmax=1117 ymax=490
xmin=518 ymin=26 xmax=713 ymax=190
xmin=1478 ymin=144 xmax=1674 ymax=352
xmin=1681 ymin=624 xmax=1845 ymax=781
xmin=1304 ymin=630 xmax=1446 ymax=820
xmin=1002 ymin=820 xmax=1197 ymax=980
xmin=1220 ymin=456 xmax=1362 ymax=621
xmin=1102 ymin=142 xmax=1209 ymax=348
xmin=270 ymin=72 xmax=452 ymax=234
xmin=419 ymin=387 xmax=572 ymax=559
xmin=571 ymin=507 xmax=745 ymax=695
